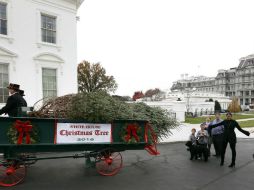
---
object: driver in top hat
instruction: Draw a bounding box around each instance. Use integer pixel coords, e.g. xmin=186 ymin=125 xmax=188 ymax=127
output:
xmin=0 ymin=83 xmax=27 ymax=117
xmin=19 ymin=89 xmax=27 ymax=107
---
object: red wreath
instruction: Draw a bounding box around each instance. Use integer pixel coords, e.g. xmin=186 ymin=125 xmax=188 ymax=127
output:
xmin=14 ymin=120 xmax=33 ymax=145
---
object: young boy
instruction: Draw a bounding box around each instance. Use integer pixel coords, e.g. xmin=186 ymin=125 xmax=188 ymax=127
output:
xmin=196 ymin=123 xmax=209 ymax=161
xmin=189 ymin=128 xmax=197 ymax=145
xmin=186 ymin=128 xmax=198 ymax=160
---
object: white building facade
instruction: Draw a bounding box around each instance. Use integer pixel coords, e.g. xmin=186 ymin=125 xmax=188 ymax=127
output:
xmin=166 ymin=91 xmax=231 ymax=112
xmin=0 ymin=0 xmax=83 ymax=106
xmin=144 ymin=100 xmax=186 ymax=122
xmin=140 ymin=91 xmax=231 ymax=122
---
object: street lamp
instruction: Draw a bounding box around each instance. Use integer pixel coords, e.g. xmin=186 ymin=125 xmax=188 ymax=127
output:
xmin=185 ymin=87 xmax=196 ymax=114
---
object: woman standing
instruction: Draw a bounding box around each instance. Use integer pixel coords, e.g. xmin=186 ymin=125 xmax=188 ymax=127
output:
xmin=209 ymin=112 xmax=250 ymax=167
xmin=204 ymin=117 xmax=212 ymax=156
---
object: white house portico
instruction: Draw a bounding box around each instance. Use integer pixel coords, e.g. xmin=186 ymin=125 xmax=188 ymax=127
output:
xmin=0 ymin=0 xmax=84 ymax=106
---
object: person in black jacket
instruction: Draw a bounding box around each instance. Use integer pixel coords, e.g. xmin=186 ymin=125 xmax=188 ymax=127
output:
xmin=0 ymin=83 xmax=26 ymax=117
xmin=19 ymin=89 xmax=27 ymax=107
xmin=209 ymin=112 xmax=250 ymax=167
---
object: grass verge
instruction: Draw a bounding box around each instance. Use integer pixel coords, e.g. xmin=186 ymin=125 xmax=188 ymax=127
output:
xmin=185 ymin=114 xmax=254 ymax=124
xmin=239 ymin=120 xmax=254 ymax=128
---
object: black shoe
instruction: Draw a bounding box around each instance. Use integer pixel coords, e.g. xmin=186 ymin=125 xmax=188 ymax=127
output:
xmin=228 ymin=163 xmax=235 ymax=168
xmin=212 ymin=154 xmax=217 ymax=157
xmin=220 ymin=162 xmax=224 ymax=166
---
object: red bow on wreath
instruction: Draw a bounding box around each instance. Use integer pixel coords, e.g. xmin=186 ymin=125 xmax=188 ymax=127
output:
xmin=125 ymin=124 xmax=139 ymax=142
xmin=15 ymin=120 xmax=33 ymax=145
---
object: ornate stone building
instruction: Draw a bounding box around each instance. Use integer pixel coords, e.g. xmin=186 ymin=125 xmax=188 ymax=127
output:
xmin=171 ymin=75 xmax=215 ymax=92
xmin=171 ymin=54 xmax=254 ymax=107
xmin=235 ymin=55 xmax=254 ymax=106
xmin=214 ymin=68 xmax=237 ymax=97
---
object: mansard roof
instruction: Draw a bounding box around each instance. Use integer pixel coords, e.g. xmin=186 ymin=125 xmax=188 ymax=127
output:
xmin=238 ymin=54 xmax=254 ymax=69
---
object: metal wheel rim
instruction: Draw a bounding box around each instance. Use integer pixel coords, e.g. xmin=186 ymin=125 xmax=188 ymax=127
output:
xmin=0 ymin=161 xmax=26 ymax=187
xmin=95 ymin=149 xmax=123 ymax=176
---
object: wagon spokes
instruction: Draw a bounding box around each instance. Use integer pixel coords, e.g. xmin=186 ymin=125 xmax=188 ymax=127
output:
xmin=0 ymin=161 xmax=26 ymax=187
xmin=95 ymin=148 xmax=123 ymax=176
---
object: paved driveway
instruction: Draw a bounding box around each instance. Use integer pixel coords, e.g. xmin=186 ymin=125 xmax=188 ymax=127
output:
xmin=4 ymin=139 xmax=254 ymax=190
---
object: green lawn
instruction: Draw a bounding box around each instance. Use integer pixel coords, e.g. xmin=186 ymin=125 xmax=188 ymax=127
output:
xmin=245 ymin=111 xmax=254 ymax=115
xmin=238 ymin=120 xmax=254 ymax=128
xmin=185 ymin=114 xmax=254 ymax=124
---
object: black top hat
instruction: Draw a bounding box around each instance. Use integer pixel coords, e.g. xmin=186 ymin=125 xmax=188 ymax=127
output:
xmin=226 ymin=112 xmax=232 ymax=116
xmin=19 ymin=90 xmax=25 ymax=96
xmin=7 ymin=83 xmax=20 ymax=91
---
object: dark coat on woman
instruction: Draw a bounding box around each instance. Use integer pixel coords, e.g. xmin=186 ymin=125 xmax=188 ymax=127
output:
xmin=209 ymin=119 xmax=249 ymax=143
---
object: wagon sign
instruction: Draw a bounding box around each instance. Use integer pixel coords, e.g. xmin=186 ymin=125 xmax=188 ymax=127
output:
xmin=55 ymin=123 xmax=112 ymax=144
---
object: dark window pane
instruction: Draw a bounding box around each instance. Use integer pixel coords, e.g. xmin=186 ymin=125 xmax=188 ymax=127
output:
xmin=42 ymin=29 xmax=47 ymax=42
xmin=41 ymin=15 xmax=46 ymax=28
xmin=0 ymin=64 xmax=9 ymax=103
xmin=3 ymin=95 xmax=8 ymax=102
xmin=3 ymin=89 xmax=8 ymax=96
xmin=0 ymin=3 xmax=7 ymax=19
xmin=42 ymin=68 xmax=57 ymax=98
xmin=47 ymin=19 xmax=53 ymax=30
xmin=52 ymin=32 xmax=56 ymax=43
xmin=0 ymin=3 xmax=7 ymax=35
xmin=46 ymin=34 xmax=51 ymax=43
xmin=0 ymin=19 xmax=7 ymax=35
xmin=48 ymin=31 xmax=55 ymax=43
xmin=52 ymin=19 xmax=56 ymax=30
xmin=41 ymin=14 xmax=56 ymax=44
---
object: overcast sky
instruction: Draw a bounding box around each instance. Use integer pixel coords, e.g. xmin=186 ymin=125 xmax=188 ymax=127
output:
xmin=77 ymin=0 xmax=254 ymax=96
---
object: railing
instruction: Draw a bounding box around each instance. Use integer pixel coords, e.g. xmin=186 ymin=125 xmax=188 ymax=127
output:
xmin=168 ymin=112 xmax=176 ymax=119
xmin=186 ymin=110 xmax=214 ymax=117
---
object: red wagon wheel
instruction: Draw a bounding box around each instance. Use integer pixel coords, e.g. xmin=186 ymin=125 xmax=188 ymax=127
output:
xmin=95 ymin=149 xmax=123 ymax=176
xmin=0 ymin=161 xmax=26 ymax=187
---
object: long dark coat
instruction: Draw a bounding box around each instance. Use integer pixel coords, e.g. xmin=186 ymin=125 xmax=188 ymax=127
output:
xmin=0 ymin=93 xmax=27 ymax=117
xmin=209 ymin=119 xmax=249 ymax=143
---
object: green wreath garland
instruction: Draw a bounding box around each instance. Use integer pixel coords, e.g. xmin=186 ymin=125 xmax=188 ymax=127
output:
xmin=7 ymin=120 xmax=40 ymax=144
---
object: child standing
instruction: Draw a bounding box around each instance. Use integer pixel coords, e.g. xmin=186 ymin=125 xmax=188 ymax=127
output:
xmin=187 ymin=128 xmax=197 ymax=160
xmin=196 ymin=123 xmax=209 ymax=161
xmin=189 ymin=128 xmax=197 ymax=145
